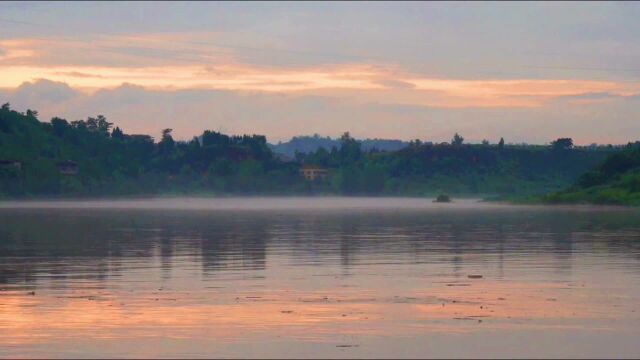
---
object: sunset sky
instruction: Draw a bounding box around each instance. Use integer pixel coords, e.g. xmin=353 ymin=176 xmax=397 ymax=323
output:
xmin=1 ymin=1 xmax=640 ymax=144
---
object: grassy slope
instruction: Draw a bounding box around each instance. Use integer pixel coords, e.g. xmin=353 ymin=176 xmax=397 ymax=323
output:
xmin=539 ymin=171 xmax=640 ymax=205
xmin=505 ymin=144 xmax=640 ymax=206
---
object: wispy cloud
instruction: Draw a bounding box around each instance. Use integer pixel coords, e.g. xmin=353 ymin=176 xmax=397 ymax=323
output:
xmin=1 ymin=2 xmax=640 ymax=143
xmin=2 ymin=34 xmax=639 ymax=109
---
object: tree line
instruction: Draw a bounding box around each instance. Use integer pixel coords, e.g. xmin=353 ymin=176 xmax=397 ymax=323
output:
xmin=0 ymin=104 xmax=617 ymax=198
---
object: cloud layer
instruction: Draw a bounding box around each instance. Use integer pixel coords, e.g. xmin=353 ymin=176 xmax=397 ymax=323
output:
xmin=1 ymin=2 xmax=640 ymax=144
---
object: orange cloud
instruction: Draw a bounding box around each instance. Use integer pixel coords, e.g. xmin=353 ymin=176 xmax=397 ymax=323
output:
xmin=406 ymin=78 xmax=640 ymax=107
xmin=2 ymin=34 xmax=639 ymax=108
xmin=0 ymin=64 xmax=385 ymax=92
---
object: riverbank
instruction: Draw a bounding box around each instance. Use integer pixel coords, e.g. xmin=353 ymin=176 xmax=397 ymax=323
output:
xmin=484 ymin=190 xmax=640 ymax=207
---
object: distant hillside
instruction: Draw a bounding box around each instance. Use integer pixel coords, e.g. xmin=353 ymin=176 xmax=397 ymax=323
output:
xmin=540 ymin=142 xmax=640 ymax=205
xmin=269 ymin=134 xmax=408 ymax=157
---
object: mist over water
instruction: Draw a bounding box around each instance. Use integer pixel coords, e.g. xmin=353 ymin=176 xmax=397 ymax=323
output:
xmin=0 ymin=196 xmax=491 ymax=210
xmin=1 ymin=197 xmax=639 ymax=358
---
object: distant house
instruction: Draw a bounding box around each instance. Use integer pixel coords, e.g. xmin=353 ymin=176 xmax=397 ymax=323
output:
xmin=0 ymin=160 xmax=22 ymax=171
xmin=299 ymin=165 xmax=329 ymax=181
xmin=56 ymin=160 xmax=79 ymax=176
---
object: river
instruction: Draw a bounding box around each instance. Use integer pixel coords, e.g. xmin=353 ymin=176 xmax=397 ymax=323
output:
xmin=1 ymin=197 xmax=639 ymax=358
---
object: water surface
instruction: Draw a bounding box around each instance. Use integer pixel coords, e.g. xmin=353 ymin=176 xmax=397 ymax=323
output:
xmin=1 ymin=197 xmax=639 ymax=358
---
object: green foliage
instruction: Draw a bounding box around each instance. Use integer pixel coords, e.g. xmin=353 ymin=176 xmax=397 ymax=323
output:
xmin=0 ymin=104 xmax=617 ymax=199
xmin=536 ymin=142 xmax=640 ymax=205
xmin=0 ymin=105 xmax=300 ymax=197
xmin=297 ymin=135 xmax=611 ymax=197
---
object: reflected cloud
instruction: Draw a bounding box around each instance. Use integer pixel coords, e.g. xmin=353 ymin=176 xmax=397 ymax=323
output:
xmin=1 ymin=202 xmax=640 ymax=357
xmin=0 ymin=278 xmax=629 ymax=347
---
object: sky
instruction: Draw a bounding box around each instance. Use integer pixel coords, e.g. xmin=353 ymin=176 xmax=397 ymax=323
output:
xmin=1 ymin=1 xmax=640 ymax=144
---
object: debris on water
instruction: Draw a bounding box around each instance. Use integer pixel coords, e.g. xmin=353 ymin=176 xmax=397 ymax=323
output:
xmin=468 ymin=275 xmax=483 ymax=279
xmin=434 ymin=194 xmax=452 ymax=203
xmin=497 ymin=297 xmax=506 ymax=301
xmin=27 ymin=291 xmax=35 ymax=296
xmin=546 ymin=298 xmax=557 ymax=301
xmin=446 ymin=283 xmax=471 ymax=286
xmin=336 ymin=344 xmax=359 ymax=348
xmin=281 ymin=310 xmax=294 ymax=314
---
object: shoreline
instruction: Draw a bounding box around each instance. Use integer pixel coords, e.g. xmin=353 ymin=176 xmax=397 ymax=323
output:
xmin=0 ymin=196 xmax=635 ymax=213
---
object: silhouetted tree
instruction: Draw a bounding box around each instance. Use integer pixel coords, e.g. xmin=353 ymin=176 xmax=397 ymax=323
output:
xmin=551 ymin=138 xmax=573 ymax=151
xmin=159 ymin=128 xmax=175 ymax=155
xmin=339 ymin=132 xmax=361 ymax=164
xmin=26 ymin=109 xmax=38 ymax=119
xmin=111 ymin=127 xmax=124 ymax=139
xmin=451 ymin=133 xmax=464 ymax=146
xmin=51 ymin=117 xmax=70 ymax=137
xmin=85 ymin=115 xmax=112 ymax=136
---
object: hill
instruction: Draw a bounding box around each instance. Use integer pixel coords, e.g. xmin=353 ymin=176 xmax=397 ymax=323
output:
xmin=539 ymin=143 xmax=640 ymax=205
xmin=268 ymin=134 xmax=408 ymax=157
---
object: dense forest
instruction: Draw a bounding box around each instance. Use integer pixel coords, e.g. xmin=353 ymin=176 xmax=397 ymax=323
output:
xmin=539 ymin=142 xmax=640 ymax=205
xmin=0 ymin=103 xmax=618 ymax=198
xmin=294 ymin=134 xmax=616 ymax=196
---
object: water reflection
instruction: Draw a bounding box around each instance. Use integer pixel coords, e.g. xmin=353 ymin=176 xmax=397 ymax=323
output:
xmin=1 ymin=198 xmax=640 ymax=358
